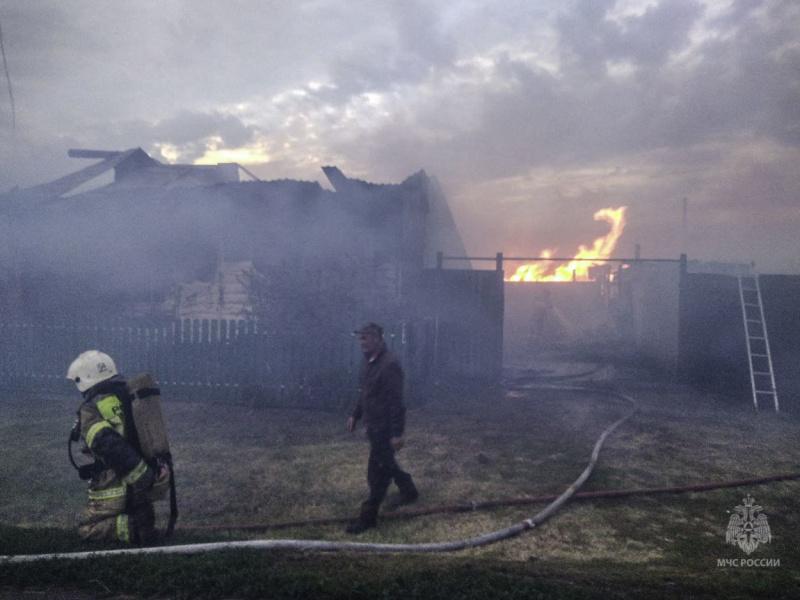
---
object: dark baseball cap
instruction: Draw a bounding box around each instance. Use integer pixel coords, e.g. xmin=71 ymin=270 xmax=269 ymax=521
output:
xmin=354 ymin=322 xmax=383 ymax=337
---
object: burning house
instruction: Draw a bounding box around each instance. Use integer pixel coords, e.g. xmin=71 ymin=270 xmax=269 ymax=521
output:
xmin=0 ymin=148 xmax=466 ymax=320
xmin=2 ymin=148 xmax=795 ymax=411
xmin=0 ymin=148 xmax=502 ymax=405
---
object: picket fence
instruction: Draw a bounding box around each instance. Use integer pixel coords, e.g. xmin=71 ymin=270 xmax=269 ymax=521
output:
xmin=0 ymin=304 xmax=503 ymax=411
xmin=0 ymin=319 xmax=374 ymax=410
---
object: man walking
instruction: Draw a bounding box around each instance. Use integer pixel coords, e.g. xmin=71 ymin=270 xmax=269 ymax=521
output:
xmin=346 ymin=323 xmax=418 ymax=534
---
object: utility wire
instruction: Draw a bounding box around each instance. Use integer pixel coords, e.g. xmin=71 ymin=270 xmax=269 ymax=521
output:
xmin=0 ymin=16 xmax=16 ymax=132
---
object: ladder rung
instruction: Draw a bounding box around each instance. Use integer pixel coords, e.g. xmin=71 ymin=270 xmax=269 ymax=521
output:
xmin=751 ymin=353 xmax=769 ymax=358
xmin=746 ymin=318 xmax=763 ymax=323
xmin=755 ymin=390 xmax=777 ymax=395
xmin=749 ymin=336 xmax=766 ymax=341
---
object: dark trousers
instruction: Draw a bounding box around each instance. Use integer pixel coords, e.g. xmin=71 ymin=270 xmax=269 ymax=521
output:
xmin=361 ymin=433 xmax=415 ymax=519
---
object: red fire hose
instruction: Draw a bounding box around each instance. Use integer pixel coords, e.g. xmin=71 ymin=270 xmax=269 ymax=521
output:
xmin=181 ymin=470 xmax=800 ymax=532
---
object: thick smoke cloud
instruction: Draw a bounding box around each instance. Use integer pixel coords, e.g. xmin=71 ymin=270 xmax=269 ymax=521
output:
xmin=0 ymin=0 xmax=798 ymax=272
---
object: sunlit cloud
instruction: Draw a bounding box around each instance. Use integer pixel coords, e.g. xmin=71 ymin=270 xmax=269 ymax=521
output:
xmin=194 ymin=143 xmax=272 ymax=166
xmin=1 ymin=0 xmax=798 ymax=272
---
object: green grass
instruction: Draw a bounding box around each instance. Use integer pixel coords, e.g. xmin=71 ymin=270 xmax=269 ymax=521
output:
xmin=2 ymin=377 xmax=800 ymax=599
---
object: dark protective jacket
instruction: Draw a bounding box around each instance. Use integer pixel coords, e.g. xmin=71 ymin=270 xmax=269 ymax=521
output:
xmin=351 ymin=343 xmax=406 ymax=439
xmin=77 ymin=376 xmax=154 ymax=494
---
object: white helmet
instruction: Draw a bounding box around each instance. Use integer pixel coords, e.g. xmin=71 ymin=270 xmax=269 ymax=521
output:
xmin=67 ymin=350 xmax=118 ymax=392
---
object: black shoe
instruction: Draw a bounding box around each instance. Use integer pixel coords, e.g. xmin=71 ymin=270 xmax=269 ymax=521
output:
xmin=386 ymin=490 xmax=419 ymax=511
xmin=345 ymin=518 xmax=376 ymax=535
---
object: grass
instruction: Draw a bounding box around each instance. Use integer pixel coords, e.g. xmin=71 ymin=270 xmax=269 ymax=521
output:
xmin=2 ymin=371 xmax=800 ymax=599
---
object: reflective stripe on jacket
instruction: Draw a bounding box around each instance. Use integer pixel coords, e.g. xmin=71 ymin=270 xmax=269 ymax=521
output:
xmin=79 ymin=389 xmax=147 ymax=484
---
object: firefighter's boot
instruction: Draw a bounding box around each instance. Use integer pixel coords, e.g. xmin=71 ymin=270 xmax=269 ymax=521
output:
xmin=130 ymin=503 xmax=160 ymax=546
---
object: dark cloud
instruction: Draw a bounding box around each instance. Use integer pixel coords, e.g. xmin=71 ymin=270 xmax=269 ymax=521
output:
xmin=391 ymin=0 xmax=457 ymax=71
xmin=0 ymin=0 xmax=798 ymax=272
xmin=420 ymin=0 xmax=800 ymax=180
xmin=558 ymin=0 xmax=702 ymax=70
xmin=149 ymin=111 xmax=261 ymax=161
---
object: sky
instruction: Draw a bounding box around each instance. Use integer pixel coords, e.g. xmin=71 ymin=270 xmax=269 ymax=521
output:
xmin=0 ymin=0 xmax=798 ymax=273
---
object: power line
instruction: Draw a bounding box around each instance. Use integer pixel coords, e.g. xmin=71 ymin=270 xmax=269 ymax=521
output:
xmin=0 ymin=16 xmax=16 ymax=132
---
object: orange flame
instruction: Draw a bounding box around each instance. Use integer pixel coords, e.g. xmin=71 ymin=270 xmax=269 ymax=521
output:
xmin=508 ymin=206 xmax=628 ymax=282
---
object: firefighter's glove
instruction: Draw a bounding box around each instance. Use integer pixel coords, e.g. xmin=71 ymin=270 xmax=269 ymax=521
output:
xmin=131 ymin=463 xmax=169 ymax=492
xmin=129 ymin=466 xmax=158 ymax=495
xmin=77 ymin=462 xmax=102 ymax=480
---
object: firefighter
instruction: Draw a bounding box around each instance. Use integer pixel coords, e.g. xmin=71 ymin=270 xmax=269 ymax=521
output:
xmin=66 ymin=350 xmax=169 ymax=545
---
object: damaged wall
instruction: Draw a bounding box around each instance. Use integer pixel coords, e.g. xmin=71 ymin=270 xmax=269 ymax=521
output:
xmin=0 ymin=152 xmax=468 ymax=325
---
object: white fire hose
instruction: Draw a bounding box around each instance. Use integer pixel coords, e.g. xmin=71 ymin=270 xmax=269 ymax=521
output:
xmin=1 ymin=385 xmax=636 ymax=563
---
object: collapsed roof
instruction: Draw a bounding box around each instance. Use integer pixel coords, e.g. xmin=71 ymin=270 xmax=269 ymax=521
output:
xmin=0 ymin=148 xmax=468 ymax=320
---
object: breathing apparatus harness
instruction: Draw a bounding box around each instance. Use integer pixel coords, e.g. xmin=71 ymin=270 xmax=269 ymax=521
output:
xmin=68 ymin=374 xmax=178 ymax=538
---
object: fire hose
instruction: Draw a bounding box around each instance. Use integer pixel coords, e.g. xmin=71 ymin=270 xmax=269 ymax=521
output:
xmin=1 ymin=384 xmax=635 ymax=562
xmin=183 ymin=381 xmax=800 ymax=533
xmin=2 ymin=383 xmax=794 ymax=563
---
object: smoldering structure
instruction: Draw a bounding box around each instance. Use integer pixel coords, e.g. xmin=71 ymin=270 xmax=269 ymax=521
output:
xmin=1 ymin=148 xmax=798 ymax=410
xmin=0 ymin=148 xmax=502 ymax=405
xmin=0 ymin=149 xmax=461 ymax=319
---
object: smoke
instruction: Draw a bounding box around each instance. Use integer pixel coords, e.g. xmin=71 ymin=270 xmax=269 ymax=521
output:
xmin=1 ymin=0 xmax=799 ymax=291
xmin=0 ymin=165 xmax=440 ymax=325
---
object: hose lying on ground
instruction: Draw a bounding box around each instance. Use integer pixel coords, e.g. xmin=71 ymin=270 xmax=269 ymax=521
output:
xmin=246 ymin=373 xmax=798 ymax=533
xmin=0 ymin=386 xmax=636 ymax=563
xmin=182 ymin=470 xmax=800 ymax=532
